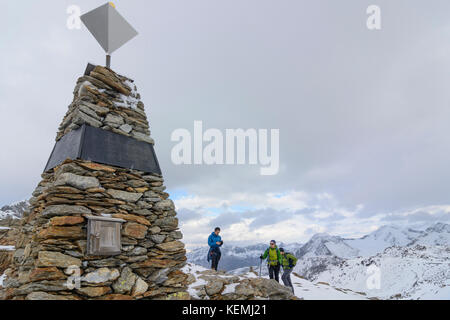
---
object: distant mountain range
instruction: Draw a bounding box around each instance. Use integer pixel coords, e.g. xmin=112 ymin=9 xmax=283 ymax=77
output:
xmin=187 ymin=242 xmax=302 ymax=271
xmin=0 ymin=200 xmax=28 ymax=221
xmin=187 ymin=222 xmax=449 ymax=299
xmin=188 ymin=223 xmax=449 ymax=271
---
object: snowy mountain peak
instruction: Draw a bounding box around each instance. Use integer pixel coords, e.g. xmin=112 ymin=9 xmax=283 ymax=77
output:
xmin=425 ymin=222 xmax=450 ymax=233
xmin=0 ymin=200 xmax=29 ymax=220
xmin=297 ymin=233 xmax=359 ymax=259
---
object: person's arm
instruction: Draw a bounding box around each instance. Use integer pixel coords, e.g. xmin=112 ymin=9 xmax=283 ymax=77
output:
xmin=261 ymin=249 xmax=268 ymax=259
xmin=208 ymin=235 xmax=216 ymax=248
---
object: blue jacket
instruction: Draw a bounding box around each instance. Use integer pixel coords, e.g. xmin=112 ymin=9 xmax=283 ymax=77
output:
xmin=208 ymin=232 xmax=222 ymax=248
xmin=207 ymin=232 xmax=222 ymax=262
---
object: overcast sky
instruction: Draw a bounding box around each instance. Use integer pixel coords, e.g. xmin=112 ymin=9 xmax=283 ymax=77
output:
xmin=1 ymin=0 xmax=450 ymax=248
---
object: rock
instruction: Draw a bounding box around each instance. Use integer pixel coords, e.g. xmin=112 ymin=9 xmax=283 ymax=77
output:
xmin=163 ymin=270 xmax=188 ymax=286
xmin=150 ymin=234 xmax=166 ymax=244
xmin=166 ymin=292 xmax=190 ymax=300
xmin=205 ymin=280 xmax=224 ymax=296
xmin=156 ymin=241 xmax=185 ymax=252
xmin=132 ymin=258 xmax=182 ymax=269
xmin=29 ymin=267 xmax=66 ymax=282
xmin=112 ymin=213 xmax=150 ymax=226
xmin=107 ymin=189 xmax=142 ymax=203
xmin=133 ymin=208 xmax=152 ymax=216
xmin=147 ymin=268 xmax=170 ymax=285
xmin=129 ymin=247 xmax=147 ymax=256
xmin=154 ymin=217 xmax=178 ymax=231
xmin=91 ymin=66 xmax=131 ymax=96
xmin=26 ymin=292 xmax=71 ymax=300
xmin=104 ymin=114 xmax=124 ymax=128
xmin=82 ymin=268 xmax=120 ymax=284
xmin=78 ymin=104 xmax=102 ymax=120
xmin=77 ymin=286 xmax=111 ymax=297
xmin=13 ymin=281 xmax=68 ymax=296
xmin=142 ymin=175 xmax=163 ymax=183
xmin=79 ymin=101 xmax=109 ymax=116
xmin=99 ymin=294 xmax=133 ymax=300
xmin=154 ymin=199 xmax=175 ymax=211
xmin=119 ymin=123 xmax=132 ymax=133
xmin=132 ymin=277 xmax=148 ymax=296
xmin=13 ymin=249 xmax=25 ymax=264
xmin=88 ymin=258 xmax=121 ymax=268
xmin=50 ymin=216 xmax=85 ymax=226
xmin=54 ymin=172 xmax=100 ymax=190
xmin=148 ymin=226 xmax=161 ymax=234
xmin=37 ymin=251 xmax=81 ymax=268
xmin=122 ymin=222 xmax=148 ymax=239
xmin=170 ymin=231 xmax=183 ymax=240
xmin=132 ymin=131 xmax=154 ymax=144
xmin=79 ymin=162 xmax=116 ymax=173
xmin=42 ymin=205 xmax=91 ymax=217
xmin=38 ymin=225 xmax=84 ymax=240
xmin=235 ymin=282 xmax=255 ymax=297
xmin=72 ymin=110 xmax=102 ymax=128
xmin=112 ymin=267 xmax=136 ymax=294
xmin=128 ymin=181 xmax=148 ymax=189
xmin=248 ymin=278 xmax=295 ymax=300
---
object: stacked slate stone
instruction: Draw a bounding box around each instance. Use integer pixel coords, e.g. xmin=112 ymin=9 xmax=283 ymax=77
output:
xmin=2 ymin=66 xmax=188 ymax=300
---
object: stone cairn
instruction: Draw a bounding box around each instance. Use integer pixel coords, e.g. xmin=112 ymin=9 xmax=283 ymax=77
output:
xmin=2 ymin=66 xmax=189 ymax=300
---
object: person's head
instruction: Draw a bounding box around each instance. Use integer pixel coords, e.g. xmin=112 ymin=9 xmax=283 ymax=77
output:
xmin=270 ymin=240 xmax=276 ymax=248
xmin=214 ymin=227 xmax=221 ymax=235
xmin=279 ymin=247 xmax=285 ymax=255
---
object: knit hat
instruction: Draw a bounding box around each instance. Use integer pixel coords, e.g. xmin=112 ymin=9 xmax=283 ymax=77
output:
xmin=279 ymin=247 xmax=285 ymax=252
xmin=270 ymin=240 xmax=276 ymax=244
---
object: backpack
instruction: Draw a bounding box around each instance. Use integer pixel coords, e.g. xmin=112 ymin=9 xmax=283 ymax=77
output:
xmin=286 ymin=252 xmax=296 ymax=267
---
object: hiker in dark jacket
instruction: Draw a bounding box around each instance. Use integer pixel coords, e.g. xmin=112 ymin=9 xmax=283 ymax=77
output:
xmin=207 ymin=227 xmax=223 ymax=271
xmin=280 ymin=248 xmax=298 ymax=293
xmin=259 ymin=240 xmax=282 ymax=282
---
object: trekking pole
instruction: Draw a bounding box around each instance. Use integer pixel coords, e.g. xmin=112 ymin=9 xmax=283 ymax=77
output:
xmin=259 ymin=258 xmax=262 ymax=278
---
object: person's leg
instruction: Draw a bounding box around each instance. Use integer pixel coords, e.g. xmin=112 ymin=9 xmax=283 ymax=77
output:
xmin=216 ymin=252 xmax=221 ymax=270
xmin=281 ymin=269 xmax=288 ymax=286
xmin=286 ymin=269 xmax=294 ymax=293
xmin=268 ymin=265 xmax=274 ymax=279
xmin=211 ymin=253 xmax=218 ymax=270
xmin=274 ymin=265 xmax=280 ymax=282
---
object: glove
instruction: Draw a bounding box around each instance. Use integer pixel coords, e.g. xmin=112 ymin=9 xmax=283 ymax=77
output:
xmin=259 ymin=255 xmax=263 ymax=260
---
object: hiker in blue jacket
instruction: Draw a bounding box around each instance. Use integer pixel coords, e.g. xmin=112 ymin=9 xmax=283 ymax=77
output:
xmin=207 ymin=227 xmax=223 ymax=271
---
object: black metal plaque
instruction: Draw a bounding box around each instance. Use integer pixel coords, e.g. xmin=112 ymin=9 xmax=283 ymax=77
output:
xmin=44 ymin=124 xmax=161 ymax=175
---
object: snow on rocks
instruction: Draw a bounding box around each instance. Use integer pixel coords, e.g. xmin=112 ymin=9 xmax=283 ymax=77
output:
xmin=182 ymin=263 xmax=368 ymax=300
xmin=182 ymin=263 xmax=295 ymax=300
xmin=57 ymin=65 xmax=152 ymax=144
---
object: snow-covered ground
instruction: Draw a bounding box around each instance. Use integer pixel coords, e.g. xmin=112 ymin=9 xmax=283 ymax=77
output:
xmin=0 ymin=274 xmax=6 ymax=287
xmin=315 ymin=245 xmax=450 ymax=300
xmin=0 ymin=246 xmax=15 ymax=251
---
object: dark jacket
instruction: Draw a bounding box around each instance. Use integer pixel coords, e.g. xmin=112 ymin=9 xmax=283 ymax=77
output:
xmin=207 ymin=232 xmax=223 ymax=262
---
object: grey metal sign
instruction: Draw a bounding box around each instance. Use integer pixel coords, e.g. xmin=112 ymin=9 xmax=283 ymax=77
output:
xmin=44 ymin=124 xmax=162 ymax=175
xmin=81 ymin=2 xmax=138 ymax=68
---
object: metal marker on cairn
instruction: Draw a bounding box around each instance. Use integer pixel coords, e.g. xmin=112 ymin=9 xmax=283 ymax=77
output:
xmin=81 ymin=2 xmax=138 ymax=68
